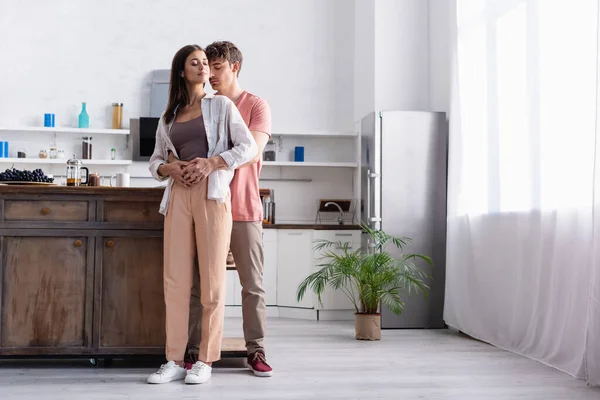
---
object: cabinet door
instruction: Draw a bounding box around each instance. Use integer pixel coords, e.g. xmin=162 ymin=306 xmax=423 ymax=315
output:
xmin=227 ymin=269 xmax=237 ymax=306
xmin=277 ymin=230 xmax=313 ymax=308
xmin=262 ymin=230 xmax=277 ymax=306
xmin=98 ymin=235 xmax=165 ymax=350
xmin=1 ymin=236 xmax=92 ymax=352
xmin=312 ymin=231 xmax=361 ymax=310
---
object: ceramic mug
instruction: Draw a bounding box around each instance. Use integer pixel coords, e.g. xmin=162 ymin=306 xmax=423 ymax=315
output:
xmin=110 ymin=172 xmax=130 ymax=187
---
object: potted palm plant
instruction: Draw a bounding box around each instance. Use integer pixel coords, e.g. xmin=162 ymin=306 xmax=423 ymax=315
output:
xmin=296 ymin=224 xmax=432 ymax=340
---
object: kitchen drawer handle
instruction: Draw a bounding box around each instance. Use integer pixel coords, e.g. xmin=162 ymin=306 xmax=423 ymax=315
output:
xmin=287 ymin=232 xmax=304 ymax=236
xmin=106 ymin=240 xmax=115 ymax=248
xmin=41 ymin=207 xmax=51 ymax=215
xmin=334 ymin=233 xmax=353 ymax=237
xmin=74 ymin=240 xmax=83 ymax=247
xmin=336 ymin=245 xmax=353 ymax=250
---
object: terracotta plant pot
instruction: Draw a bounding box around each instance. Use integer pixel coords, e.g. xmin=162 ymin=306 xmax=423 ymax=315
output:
xmin=354 ymin=313 xmax=381 ymax=340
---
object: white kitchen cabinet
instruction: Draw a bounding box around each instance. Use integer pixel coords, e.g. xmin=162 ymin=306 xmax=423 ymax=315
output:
xmin=277 ymin=229 xmax=314 ymax=308
xmin=230 ymin=229 xmax=277 ymax=307
xmin=312 ymin=230 xmax=362 ymax=311
xmin=225 ymin=269 xmax=237 ymax=306
xmin=262 ymin=229 xmax=278 ymax=306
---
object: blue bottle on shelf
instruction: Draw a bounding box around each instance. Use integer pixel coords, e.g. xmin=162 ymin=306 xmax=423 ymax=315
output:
xmin=78 ymin=102 xmax=89 ymax=128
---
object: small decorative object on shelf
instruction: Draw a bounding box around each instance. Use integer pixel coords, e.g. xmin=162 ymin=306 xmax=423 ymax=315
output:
xmin=78 ymin=102 xmax=89 ymax=128
xmin=49 ymin=147 xmax=57 ymax=159
xmin=111 ymin=148 xmax=116 ymax=160
xmin=38 ymin=150 xmax=48 ymax=159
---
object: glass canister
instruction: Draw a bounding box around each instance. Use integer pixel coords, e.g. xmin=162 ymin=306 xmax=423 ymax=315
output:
xmin=66 ymin=158 xmax=89 ymax=186
xmin=82 ymin=136 xmax=93 ymax=159
xmin=264 ymin=140 xmax=276 ymax=161
xmin=112 ymin=103 xmax=123 ymax=129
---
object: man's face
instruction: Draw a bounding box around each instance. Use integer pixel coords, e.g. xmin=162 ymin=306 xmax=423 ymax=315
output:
xmin=209 ymin=57 xmax=237 ymax=91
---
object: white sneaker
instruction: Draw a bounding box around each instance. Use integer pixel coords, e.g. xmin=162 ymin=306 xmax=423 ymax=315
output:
xmin=185 ymin=361 xmax=212 ymax=384
xmin=147 ymin=360 xmax=187 ymax=384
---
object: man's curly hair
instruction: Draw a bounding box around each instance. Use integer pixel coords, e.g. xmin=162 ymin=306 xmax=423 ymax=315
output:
xmin=205 ymin=41 xmax=244 ymax=77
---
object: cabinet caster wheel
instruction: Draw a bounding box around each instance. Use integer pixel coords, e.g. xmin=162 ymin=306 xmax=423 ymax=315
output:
xmin=88 ymin=358 xmax=98 ymax=367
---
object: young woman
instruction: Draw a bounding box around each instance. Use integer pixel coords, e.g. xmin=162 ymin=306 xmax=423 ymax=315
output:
xmin=147 ymin=44 xmax=257 ymax=385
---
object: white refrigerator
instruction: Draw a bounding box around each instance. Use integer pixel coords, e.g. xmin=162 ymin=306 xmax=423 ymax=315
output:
xmin=361 ymin=111 xmax=448 ymax=329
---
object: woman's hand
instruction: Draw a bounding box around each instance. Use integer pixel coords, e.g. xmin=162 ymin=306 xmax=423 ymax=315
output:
xmin=182 ymin=158 xmax=217 ymax=185
xmin=158 ymin=160 xmax=190 ymax=186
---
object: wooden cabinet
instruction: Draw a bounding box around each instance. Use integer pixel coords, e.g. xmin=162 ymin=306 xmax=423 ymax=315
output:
xmin=312 ymin=231 xmax=361 ymax=311
xmin=276 ymin=230 xmax=314 ymax=308
xmin=97 ymin=235 xmax=165 ymax=351
xmin=0 ymin=235 xmax=93 ymax=354
xmin=0 ymin=187 xmax=165 ymax=357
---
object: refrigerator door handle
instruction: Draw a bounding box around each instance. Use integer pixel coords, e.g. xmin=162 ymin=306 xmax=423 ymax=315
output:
xmin=367 ymin=170 xmax=382 ymax=224
xmin=367 ymin=169 xmax=371 ymax=222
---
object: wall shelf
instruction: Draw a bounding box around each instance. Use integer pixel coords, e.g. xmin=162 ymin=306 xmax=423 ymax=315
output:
xmin=0 ymin=158 xmax=132 ymax=165
xmin=263 ymin=161 xmax=358 ymax=168
xmin=271 ymin=131 xmax=357 ymax=137
xmin=0 ymin=127 xmax=130 ymax=135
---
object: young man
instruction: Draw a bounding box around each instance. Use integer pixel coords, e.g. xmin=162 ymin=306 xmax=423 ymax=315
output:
xmin=176 ymin=41 xmax=273 ymax=377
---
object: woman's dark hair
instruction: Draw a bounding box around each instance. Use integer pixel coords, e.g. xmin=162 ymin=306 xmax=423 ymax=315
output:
xmin=164 ymin=44 xmax=204 ymax=124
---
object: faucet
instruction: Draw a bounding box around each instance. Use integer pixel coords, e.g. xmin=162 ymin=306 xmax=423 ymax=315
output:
xmin=324 ymin=201 xmax=345 ymax=225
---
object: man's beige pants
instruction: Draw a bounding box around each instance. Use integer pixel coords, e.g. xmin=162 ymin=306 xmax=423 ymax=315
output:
xmin=187 ymin=221 xmax=266 ymax=356
xmin=164 ymin=180 xmax=232 ymax=363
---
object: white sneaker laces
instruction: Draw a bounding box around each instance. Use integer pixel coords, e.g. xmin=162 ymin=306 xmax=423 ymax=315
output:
xmin=190 ymin=362 xmax=208 ymax=375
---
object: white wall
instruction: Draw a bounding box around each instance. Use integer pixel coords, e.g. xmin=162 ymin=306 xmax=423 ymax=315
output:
xmin=354 ymin=0 xmax=376 ymax=122
xmin=374 ymin=0 xmax=430 ymax=112
xmin=0 ymin=0 xmax=355 ymax=133
xmin=428 ymin=0 xmax=451 ymax=112
xmin=353 ymin=0 xmax=450 ymax=119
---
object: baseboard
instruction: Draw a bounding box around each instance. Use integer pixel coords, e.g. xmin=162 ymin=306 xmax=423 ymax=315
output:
xmin=277 ymin=307 xmax=318 ymax=320
xmin=224 ymin=306 xmax=280 ymax=318
xmin=316 ymin=310 xmax=355 ymax=321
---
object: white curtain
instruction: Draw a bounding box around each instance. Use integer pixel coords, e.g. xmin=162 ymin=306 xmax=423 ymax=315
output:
xmin=445 ymin=0 xmax=600 ymax=386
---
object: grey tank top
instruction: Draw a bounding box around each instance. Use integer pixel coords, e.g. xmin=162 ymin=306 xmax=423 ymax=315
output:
xmin=170 ymin=115 xmax=209 ymax=161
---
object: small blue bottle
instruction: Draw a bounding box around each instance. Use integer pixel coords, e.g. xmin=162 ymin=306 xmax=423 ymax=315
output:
xmin=78 ymin=102 xmax=89 ymax=128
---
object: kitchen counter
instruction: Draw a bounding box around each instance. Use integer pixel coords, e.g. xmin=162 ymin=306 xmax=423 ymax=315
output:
xmin=0 ymin=185 xmax=361 ymax=230
xmin=263 ymin=223 xmax=361 ymax=230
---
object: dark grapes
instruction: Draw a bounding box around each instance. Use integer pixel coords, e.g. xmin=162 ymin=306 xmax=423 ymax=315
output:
xmin=0 ymin=168 xmax=54 ymax=183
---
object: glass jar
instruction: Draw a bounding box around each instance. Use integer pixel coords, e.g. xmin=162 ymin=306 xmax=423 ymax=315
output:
xmin=49 ymin=147 xmax=57 ymax=159
xmin=57 ymin=150 xmax=65 ymax=159
xmin=110 ymin=148 xmax=116 ymax=160
xmin=17 ymin=147 xmax=26 ymax=158
xmin=264 ymin=140 xmax=276 ymax=161
xmin=112 ymin=103 xmax=123 ymax=129
xmin=38 ymin=150 xmax=48 ymax=159
xmin=82 ymin=137 xmax=93 ymax=159
xmin=66 ymin=158 xmax=89 ymax=187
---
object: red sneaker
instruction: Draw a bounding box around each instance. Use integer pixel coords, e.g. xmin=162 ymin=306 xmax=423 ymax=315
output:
xmin=247 ymin=351 xmax=273 ymax=377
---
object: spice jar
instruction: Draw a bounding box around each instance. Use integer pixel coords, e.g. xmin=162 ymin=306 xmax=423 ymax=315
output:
xmin=49 ymin=147 xmax=57 ymax=159
xmin=38 ymin=150 xmax=48 ymax=159
xmin=112 ymin=103 xmax=123 ymax=129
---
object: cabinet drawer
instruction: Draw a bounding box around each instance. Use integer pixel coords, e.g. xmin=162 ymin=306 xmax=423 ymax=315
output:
xmin=103 ymin=201 xmax=163 ymax=223
xmin=4 ymin=200 xmax=89 ymax=221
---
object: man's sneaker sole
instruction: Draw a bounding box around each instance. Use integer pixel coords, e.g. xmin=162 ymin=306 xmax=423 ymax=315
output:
xmin=248 ymin=365 xmax=273 ymax=377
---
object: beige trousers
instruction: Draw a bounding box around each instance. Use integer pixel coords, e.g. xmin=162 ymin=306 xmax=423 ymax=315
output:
xmin=188 ymin=221 xmax=266 ymax=356
xmin=164 ymin=180 xmax=232 ymax=363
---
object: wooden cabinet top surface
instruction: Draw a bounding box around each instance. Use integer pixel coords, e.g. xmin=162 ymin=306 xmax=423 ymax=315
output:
xmin=0 ymin=186 xmax=165 ymax=197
